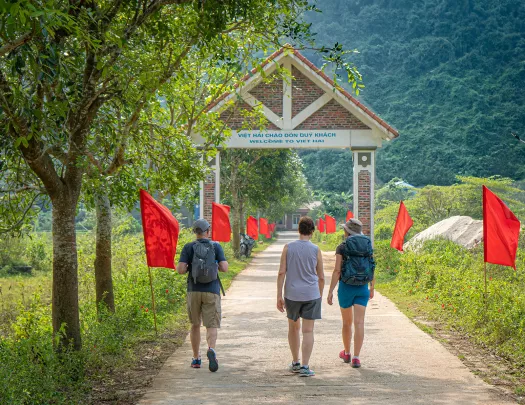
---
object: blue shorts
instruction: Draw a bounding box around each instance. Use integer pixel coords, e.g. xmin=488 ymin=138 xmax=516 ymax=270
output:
xmin=337 ymin=281 xmax=370 ymax=308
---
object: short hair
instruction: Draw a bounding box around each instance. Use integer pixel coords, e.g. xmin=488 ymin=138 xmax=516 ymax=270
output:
xmin=298 ymin=216 xmax=315 ymax=236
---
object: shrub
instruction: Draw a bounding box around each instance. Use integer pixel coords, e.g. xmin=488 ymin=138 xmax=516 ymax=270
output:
xmin=375 ymin=239 xmax=525 ymax=366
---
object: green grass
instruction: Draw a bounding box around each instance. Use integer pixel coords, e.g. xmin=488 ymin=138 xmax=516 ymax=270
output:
xmin=0 ymin=231 xmax=271 ymax=404
xmin=312 ymin=229 xmax=525 ymax=378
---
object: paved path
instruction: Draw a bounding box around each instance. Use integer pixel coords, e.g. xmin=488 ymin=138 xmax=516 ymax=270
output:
xmin=139 ymin=232 xmax=514 ymax=405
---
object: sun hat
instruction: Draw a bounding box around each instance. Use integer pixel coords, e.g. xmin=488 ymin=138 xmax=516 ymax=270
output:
xmin=341 ymin=218 xmax=363 ymax=235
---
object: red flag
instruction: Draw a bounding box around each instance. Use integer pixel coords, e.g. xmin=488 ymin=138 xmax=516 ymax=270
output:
xmin=483 ymin=186 xmax=521 ymax=269
xmin=140 ymin=190 xmax=179 ymax=269
xmin=247 ymin=216 xmax=258 ymax=239
xmin=325 ymin=214 xmax=337 ymax=234
xmin=212 ymin=202 xmax=231 ymax=242
xmin=259 ymin=218 xmax=269 ymax=235
xmin=318 ymin=218 xmax=325 ymax=233
xmin=346 ymin=211 xmax=354 ymax=222
xmin=391 ymin=201 xmax=413 ymax=252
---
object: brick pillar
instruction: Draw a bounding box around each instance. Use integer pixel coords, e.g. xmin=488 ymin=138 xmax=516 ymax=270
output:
xmin=352 ymin=149 xmax=375 ymax=243
xmin=200 ymin=153 xmax=220 ymax=222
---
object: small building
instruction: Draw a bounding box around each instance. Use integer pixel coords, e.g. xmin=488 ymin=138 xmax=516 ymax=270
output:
xmin=276 ymin=201 xmax=322 ymax=230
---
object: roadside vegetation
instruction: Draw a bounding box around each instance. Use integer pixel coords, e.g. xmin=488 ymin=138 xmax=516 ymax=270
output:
xmin=314 ymin=176 xmax=525 ymax=397
xmin=0 ymin=222 xmax=267 ymax=404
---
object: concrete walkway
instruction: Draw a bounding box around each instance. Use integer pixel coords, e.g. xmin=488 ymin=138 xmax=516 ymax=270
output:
xmin=139 ymin=232 xmax=514 ymax=405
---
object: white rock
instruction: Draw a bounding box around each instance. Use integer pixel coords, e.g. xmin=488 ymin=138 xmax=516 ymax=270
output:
xmin=404 ymin=216 xmax=483 ymax=251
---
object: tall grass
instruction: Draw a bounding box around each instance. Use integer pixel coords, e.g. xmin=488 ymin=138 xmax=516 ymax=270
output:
xmin=0 ymin=230 xmax=259 ymax=404
xmin=314 ymin=229 xmax=525 ymax=368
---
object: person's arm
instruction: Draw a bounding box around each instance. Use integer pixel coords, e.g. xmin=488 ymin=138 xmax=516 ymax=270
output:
xmin=176 ymin=245 xmax=189 ymax=274
xmin=276 ymin=244 xmax=288 ymax=313
xmin=327 ymin=254 xmax=342 ymax=305
xmin=316 ymin=247 xmax=325 ymax=298
xmin=219 ymin=261 xmax=229 ymax=273
xmin=176 ymin=262 xmax=188 ymax=274
xmin=369 ymin=251 xmax=375 ymax=299
xmin=216 ymin=243 xmax=229 ymax=272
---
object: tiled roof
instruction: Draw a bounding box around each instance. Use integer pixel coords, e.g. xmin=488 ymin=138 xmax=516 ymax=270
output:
xmin=206 ymin=45 xmax=399 ymax=138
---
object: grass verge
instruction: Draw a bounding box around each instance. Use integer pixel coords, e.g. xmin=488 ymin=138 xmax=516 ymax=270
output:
xmin=0 ymin=232 xmax=271 ymax=405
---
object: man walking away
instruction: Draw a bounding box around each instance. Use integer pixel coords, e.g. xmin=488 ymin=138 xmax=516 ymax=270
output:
xmin=327 ymin=218 xmax=375 ymax=368
xmin=177 ymin=219 xmax=229 ymax=372
xmin=277 ymin=216 xmax=324 ymax=377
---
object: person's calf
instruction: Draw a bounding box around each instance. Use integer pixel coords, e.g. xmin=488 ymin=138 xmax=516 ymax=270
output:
xmin=190 ymin=324 xmax=201 ymax=358
xmin=206 ymin=327 xmax=218 ymax=350
xmin=301 ymin=319 xmax=316 ymax=366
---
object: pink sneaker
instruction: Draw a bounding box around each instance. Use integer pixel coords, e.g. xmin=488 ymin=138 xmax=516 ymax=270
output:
xmin=339 ymin=350 xmax=350 ymax=363
xmin=351 ymin=358 xmax=361 ymax=368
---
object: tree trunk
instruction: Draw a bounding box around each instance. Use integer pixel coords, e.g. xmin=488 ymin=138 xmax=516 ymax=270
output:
xmin=94 ymin=192 xmax=115 ymax=316
xmin=52 ymin=198 xmax=81 ymax=350
xmin=239 ymin=199 xmax=245 ymax=234
xmin=230 ymin=171 xmax=241 ymax=258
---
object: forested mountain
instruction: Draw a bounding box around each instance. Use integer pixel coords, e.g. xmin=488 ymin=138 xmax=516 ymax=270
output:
xmin=300 ymin=0 xmax=525 ymax=191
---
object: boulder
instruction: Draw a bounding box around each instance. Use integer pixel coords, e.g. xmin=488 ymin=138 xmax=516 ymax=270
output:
xmin=404 ymin=216 xmax=483 ymax=251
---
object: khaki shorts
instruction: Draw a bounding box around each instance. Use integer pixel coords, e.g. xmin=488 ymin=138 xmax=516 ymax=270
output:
xmin=187 ymin=292 xmax=221 ymax=328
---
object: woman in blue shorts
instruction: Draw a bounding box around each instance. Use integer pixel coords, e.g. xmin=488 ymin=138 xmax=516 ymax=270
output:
xmin=327 ymin=218 xmax=375 ymax=368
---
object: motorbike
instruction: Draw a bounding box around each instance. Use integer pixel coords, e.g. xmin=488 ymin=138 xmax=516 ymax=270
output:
xmin=239 ymin=233 xmax=256 ymax=257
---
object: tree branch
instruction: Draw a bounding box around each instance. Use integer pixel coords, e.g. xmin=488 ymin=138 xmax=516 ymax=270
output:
xmin=0 ymin=70 xmax=63 ymax=197
xmin=0 ymin=31 xmax=33 ymax=57
xmin=0 ymin=192 xmax=43 ymax=234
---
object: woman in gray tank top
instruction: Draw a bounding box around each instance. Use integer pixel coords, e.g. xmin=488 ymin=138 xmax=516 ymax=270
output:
xmin=276 ymin=216 xmax=324 ymax=377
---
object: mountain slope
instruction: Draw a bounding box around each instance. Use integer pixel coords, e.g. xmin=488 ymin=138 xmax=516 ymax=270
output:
xmin=301 ymin=0 xmax=525 ymax=188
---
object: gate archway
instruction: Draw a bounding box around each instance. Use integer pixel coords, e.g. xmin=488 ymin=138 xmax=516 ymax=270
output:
xmin=191 ymin=45 xmax=398 ymax=241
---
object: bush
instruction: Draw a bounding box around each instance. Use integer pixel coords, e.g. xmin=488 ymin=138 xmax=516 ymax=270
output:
xmin=0 ymin=225 xmax=257 ymax=404
xmin=375 ymin=239 xmax=525 ymax=366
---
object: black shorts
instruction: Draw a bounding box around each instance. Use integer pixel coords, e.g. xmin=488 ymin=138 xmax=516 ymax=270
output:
xmin=285 ymin=297 xmax=322 ymax=321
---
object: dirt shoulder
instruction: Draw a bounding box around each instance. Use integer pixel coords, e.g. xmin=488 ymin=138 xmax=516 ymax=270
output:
xmin=377 ymin=283 xmax=524 ymax=404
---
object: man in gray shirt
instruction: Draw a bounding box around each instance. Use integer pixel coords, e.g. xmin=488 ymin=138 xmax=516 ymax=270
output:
xmin=276 ymin=216 xmax=324 ymax=377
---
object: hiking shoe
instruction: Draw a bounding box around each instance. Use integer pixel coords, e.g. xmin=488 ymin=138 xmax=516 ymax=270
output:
xmin=191 ymin=358 xmax=201 ymax=368
xmin=351 ymin=358 xmax=361 ymax=368
xmin=289 ymin=361 xmax=301 ymax=373
xmin=299 ymin=366 xmax=315 ymax=377
xmin=339 ymin=350 xmax=351 ymax=363
xmin=207 ymin=348 xmax=219 ymax=372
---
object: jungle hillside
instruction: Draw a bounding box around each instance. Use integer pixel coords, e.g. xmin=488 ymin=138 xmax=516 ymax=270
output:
xmin=300 ymin=0 xmax=525 ymax=192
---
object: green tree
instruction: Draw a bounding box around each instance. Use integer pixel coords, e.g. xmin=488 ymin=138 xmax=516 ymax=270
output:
xmin=375 ymin=176 xmax=525 ymax=236
xmin=1 ymin=0 xmax=364 ymax=349
xmin=304 ymin=0 xmax=525 ymax=187
xmin=313 ymin=190 xmax=352 ymax=221
xmin=375 ymin=177 xmax=415 ymax=210
xmin=221 ymin=149 xmax=310 ymax=255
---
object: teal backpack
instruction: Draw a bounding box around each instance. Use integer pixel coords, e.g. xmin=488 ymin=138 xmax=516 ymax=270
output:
xmin=341 ymin=234 xmax=375 ymax=286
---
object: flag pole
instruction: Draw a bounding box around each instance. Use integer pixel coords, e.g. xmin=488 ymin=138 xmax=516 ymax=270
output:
xmin=147 ymin=266 xmax=158 ymax=335
xmin=484 ymin=262 xmax=488 ymax=312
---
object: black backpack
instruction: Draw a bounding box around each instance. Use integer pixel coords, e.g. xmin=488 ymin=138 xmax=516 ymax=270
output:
xmin=191 ymin=240 xmax=219 ymax=284
xmin=341 ymin=235 xmax=375 ymax=286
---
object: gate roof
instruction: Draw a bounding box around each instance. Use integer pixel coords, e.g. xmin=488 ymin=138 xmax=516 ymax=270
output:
xmin=206 ymin=45 xmax=398 ymax=140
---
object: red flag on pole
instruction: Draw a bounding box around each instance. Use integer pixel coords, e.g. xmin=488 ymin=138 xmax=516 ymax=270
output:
xmin=140 ymin=190 xmax=179 ymax=269
xmin=391 ymin=201 xmax=413 ymax=252
xmin=259 ymin=218 xmax=269 ymax=235
xmin=212 ymin=202 xmax=231 ymax=242
xmin=247 ymin=216 xmax=258 ymax=239
xmin=325 ymin=214 xmax=337 ymax=234
xmin=318 ymin=218 xmax=325 ymax=233
xmin=483 ymin=186 xmax=521 ymax=269
xmin=259 ymin=218 xmax=270 ymax=238
xmin=346 ymin=210 xmax=354 ymax=222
